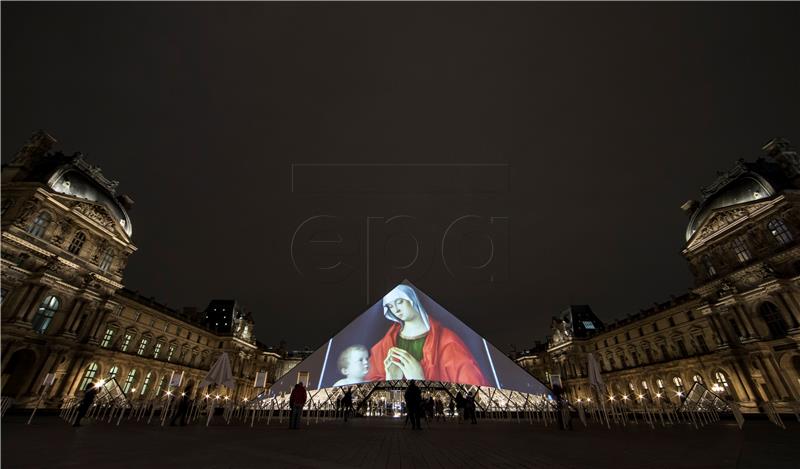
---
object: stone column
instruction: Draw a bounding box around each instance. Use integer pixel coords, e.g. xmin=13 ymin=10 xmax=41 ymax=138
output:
xmin=49 ymin=352 xmax=78 ymax=400
xmin=65 ymin=355 xmax=91 ymax=397
xmin=733 ymin=304 xmax=758 ymax=338
xmin=86 ymin=308 xmax=111 ymax=344
xmin=708 ymin=314 xmax=729 ymax=346
xmin=729 ymin=360 xmax=757 ymax=402
xmin=759 ymin=354 xmax=792 ymax=400
xmin=1 ymin=285 xmax=33 ymax=320
xmin=13 ymin=284 xmax=46 ymax=322
xmin=61 ymin=298 xmax=87 ymax=333
xmin=775 ymin=293 xmax=800 ymax=329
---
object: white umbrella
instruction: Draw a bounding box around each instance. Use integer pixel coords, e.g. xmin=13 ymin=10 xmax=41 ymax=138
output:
xmin=200 ymin=352 xmax=235 ymax=426
xmin=201 ymin=352 xmax=235 ymax=390
xmin=586 ymin=353 xmax=605 ymax=393
xmin=586 ymin=353 xmax=611 ymax=428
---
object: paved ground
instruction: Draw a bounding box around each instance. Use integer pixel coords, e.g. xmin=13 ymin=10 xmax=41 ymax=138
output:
xmin=2 ymin=414 xmax=798 ymax=468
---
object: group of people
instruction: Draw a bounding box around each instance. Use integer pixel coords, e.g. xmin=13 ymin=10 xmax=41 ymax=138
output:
xmin=402 ymin=380 xmax=480 ymax=429
xmin=289 ymin=382 xmax=359 ymax=429
xmin=453 ymin=390 xmax=478 ymax=424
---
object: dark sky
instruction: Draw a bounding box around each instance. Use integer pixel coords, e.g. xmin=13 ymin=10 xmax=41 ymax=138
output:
xmin=3 ymin=2 xmax=799 ymax=352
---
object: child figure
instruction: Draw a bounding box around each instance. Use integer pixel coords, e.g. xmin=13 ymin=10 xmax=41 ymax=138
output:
xmin=333 ymin=345 xmax=370 ymax=387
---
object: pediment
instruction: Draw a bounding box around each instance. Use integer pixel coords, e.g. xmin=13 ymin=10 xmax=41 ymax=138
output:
xmin=686 ymin=199 xmax=773 ymax=249
xmin=49 ymin=193 xmax=130 ymax=240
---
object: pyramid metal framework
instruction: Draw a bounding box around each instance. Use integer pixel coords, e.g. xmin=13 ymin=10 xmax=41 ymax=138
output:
xmin=261 ymin=282 xmax=553 ymax=414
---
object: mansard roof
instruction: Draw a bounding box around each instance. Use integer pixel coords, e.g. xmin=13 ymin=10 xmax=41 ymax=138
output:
xmin=4 ymin=131 xmax=134 ymax=238
xmin=685 ymin=139 xmax=799 ymax=242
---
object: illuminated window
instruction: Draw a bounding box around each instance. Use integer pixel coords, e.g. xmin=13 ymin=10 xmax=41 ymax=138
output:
xmin=78 ymin=363 xmax=99 ymax=390
xmin=120 ymin=333 xmax=132 ymax=352
xmin=155 ymin=376 xmax=167 ymax=396
xmin=140 ymin=371 xmax=152 ymax=396
xmin=137 ymin=338 xmax=149 ymax=356
xmin=641 ymin=380 xmax=648 ymax=390
xmin=767 ymin=218 xmax=793 ymax=245
xmin=100 ymin=328 xmax=115 ymax=348
xmin=167 ymin=345 xmax=175 ymax=362
xmin=153 ymin=342 xmax=163 ymax=359
xmin=656 ymin=379 xmax=665 ymax=390
xmin=123 ymin=369 xmax=138 ymax=394
xmin=108 ymin=365 xmax=119 ymax=380
xmin=27 ymin=212 xmax=51 ymax=238
xmin=582 ymin=321 xmax=596 ymax=330
xmin=692 ymin=374 xmax=703 ymax=384
xmin=67 ymin=232 xmax=86 ymax=255
xmin=32 ymin=295 xmax=59 ymax=334
xmin=731 ymin=236 xmax=751 ymax=263
xmin=98 ymin=248 xmax=114 ymax=272
xmin=672 ymin=376 xmax=684 ymax=390
xmin=714 ymin=371 xmax=730 ymax=394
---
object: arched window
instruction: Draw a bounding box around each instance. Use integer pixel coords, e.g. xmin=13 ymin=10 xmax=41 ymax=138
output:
xmin=672 ymin=376 xmax=684 ymax=391
xmin=155 ymin=375 xmax=167 ymax=396
xmin=67 ymin=232 xmax=86 ymax=255
xmin=98 ymin=247 xmax=114 ymax=272
xmin=78 ymin=362 xmax=99 ymax=391
xmin=31 ymin=295 xmax=59 ymax=334
xmin=656 ymin=378 xmax=665 ymax=390
xmin=714 ymin=371 xmax=730 ymax=395
xmin=692 ymin=374 xmax=703 ymax=384
xmin=140 ymin=371 xmax=152 ymax=396
xmin=108 ymin=365 xmax=119 ymax=380
xmin=641 ymin=380 xmax=649 ymax=390
xmin=123 ymin=369 xmax=138 ymax=394
xmin=759 ymin=302 xmax=789 ymax=338
xmin=767 ymin=218 xmax=793 ymax=245
xmin=27 ymin=212 xmax=52 ymax=238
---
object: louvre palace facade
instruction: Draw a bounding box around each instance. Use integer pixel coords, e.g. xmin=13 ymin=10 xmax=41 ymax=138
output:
xmin=516 ymin=138 xmax=800 ymax=413
xmin=0 ymin=131 xmax=297 ymax=409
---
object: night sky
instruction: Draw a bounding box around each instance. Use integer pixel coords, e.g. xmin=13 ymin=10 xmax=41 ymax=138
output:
xmin=3 ymin=2 xmax=799 ymax=352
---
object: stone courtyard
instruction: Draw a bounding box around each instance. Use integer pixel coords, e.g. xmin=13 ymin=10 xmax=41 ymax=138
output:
xmin=2 ymin=415 xmax=797 ymax=468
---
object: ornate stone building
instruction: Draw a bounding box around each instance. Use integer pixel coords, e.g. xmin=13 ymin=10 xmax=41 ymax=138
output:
xmin=1 ymin=131 xmax=285 ymax=409
xmin=516 ymin=138 xmax=800 ymax=413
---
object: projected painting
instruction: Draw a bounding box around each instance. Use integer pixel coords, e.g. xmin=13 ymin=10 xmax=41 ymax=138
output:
xmin=270 ymin=282 xmax=551 ymax=396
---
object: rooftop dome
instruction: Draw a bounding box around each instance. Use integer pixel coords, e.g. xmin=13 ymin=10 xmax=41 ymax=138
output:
xmin=47 ymin=165 xmax=133 ymax=237
xmin=685 ymin=173 xmax=774 ymax=241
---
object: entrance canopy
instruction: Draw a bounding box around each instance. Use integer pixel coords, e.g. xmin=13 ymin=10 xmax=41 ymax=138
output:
xmin=269 ymin=282 xmax=551 ymax=401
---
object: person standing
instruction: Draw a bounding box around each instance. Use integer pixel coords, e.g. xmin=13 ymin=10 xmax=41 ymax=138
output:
xmin=342 ymin=387 xmax=354 ymax=422
xmin=73 ymin=382 xmax=99 ymax=427
xmin=289 ymin=382 xmax=307 ymax=430
xmin=466 ymin=391 xmax=478 ymax=424
xmin=404 ymin=380 xmax=422 ymax=430
xmin=455 ymin=392 xmax=465 ymax=423
xmin=170 ymin=385 xmax=194 ymax=426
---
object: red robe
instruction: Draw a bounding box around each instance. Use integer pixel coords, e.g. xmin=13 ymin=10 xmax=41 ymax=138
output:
xmin=366 ymin=317 xmax=489 ymax=386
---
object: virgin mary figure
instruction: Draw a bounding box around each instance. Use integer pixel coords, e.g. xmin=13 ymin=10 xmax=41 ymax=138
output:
xmin=365 ymin=284 xmax=488 ymax=386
